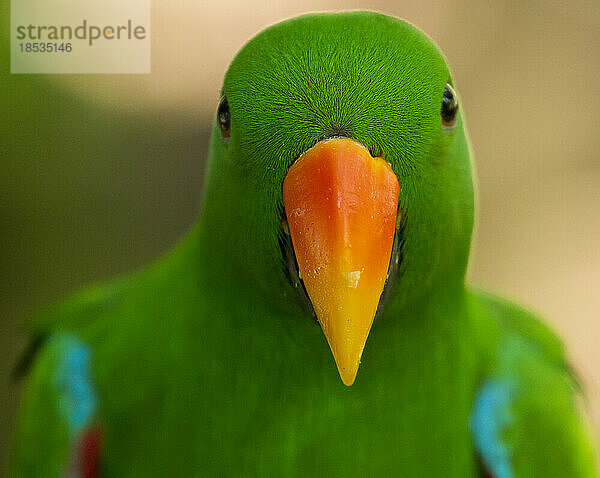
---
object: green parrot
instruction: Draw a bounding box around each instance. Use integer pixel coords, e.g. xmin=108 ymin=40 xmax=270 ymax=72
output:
xmin=8 ymin=11 xmax=598 ymax=478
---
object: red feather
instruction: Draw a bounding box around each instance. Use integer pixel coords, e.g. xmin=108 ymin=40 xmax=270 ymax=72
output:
xmin=68 ymin=426 xmax=103 ymax=478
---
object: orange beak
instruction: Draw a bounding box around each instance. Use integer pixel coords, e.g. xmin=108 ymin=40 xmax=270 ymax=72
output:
xmin=282 ymin=138 xmax=400 ymax=386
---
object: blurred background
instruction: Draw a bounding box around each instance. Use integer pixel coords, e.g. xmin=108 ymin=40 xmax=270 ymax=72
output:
xmin=1 ymin=0 xmax=599 ymax=469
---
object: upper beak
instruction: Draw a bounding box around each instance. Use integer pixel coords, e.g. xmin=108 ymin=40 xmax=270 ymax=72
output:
xmin=282 ymin=138 xmax=399 ymax=385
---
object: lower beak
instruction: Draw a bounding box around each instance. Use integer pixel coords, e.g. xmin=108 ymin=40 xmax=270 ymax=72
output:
xmin=282 ymin=138 xmax=399 ymax=385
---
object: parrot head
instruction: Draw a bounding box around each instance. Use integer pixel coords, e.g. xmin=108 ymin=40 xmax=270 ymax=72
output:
xmin=202 ymin=12 xmax=474 ymax=385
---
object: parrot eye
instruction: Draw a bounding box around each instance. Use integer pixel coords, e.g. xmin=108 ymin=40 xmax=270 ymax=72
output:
xmin=217 ymin=96 xmax=231 ymax=139
xmin=440 ymin=83 xmax=458 ymax=129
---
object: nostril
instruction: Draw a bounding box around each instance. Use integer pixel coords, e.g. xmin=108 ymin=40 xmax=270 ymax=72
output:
xmin=370 ymin=146 xmax=383 ymax=158
xmin=323 ymin=127 xmax=350 ymax=140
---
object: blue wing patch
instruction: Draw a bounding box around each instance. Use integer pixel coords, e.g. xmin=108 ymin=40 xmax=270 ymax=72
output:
xmin=53 ymin=334 xmax=98 ymax=436
xmin=471 ymin=380 xmax=515 ymax=478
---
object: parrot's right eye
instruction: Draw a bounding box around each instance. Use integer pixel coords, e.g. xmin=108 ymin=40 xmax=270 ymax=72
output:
xmin=217 ymin=96 xmax=231 ymax=139
xmin=440 ymin=83 xmax=458 ymax=129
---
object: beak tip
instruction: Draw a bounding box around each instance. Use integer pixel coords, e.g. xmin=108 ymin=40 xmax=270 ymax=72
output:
xmin=334 ymin=354 xmax=361 ymax=386
xmin=340 ymin=370 xmax=358 ymax=387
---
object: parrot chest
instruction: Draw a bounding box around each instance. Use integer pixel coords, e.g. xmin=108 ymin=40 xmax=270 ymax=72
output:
xmin=99 ymin=316 xmax=480 ymax=477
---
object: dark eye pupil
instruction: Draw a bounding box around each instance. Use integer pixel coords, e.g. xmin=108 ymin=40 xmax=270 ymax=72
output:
xmin=441 ymin=83 xmax=458 ymax=127
xmin=217 ymin=96 xmax=230 ymax=137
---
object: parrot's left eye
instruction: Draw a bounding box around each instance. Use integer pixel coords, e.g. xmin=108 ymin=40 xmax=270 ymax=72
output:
xmin=440 ymin=83 xmax=458 ymax=129
xmin=217 ymin=96 xmax=231 ymax=139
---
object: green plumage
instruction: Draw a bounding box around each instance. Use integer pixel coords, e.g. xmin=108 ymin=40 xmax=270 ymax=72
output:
xmin=8 ymin=12 xmax=598 ymax=477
